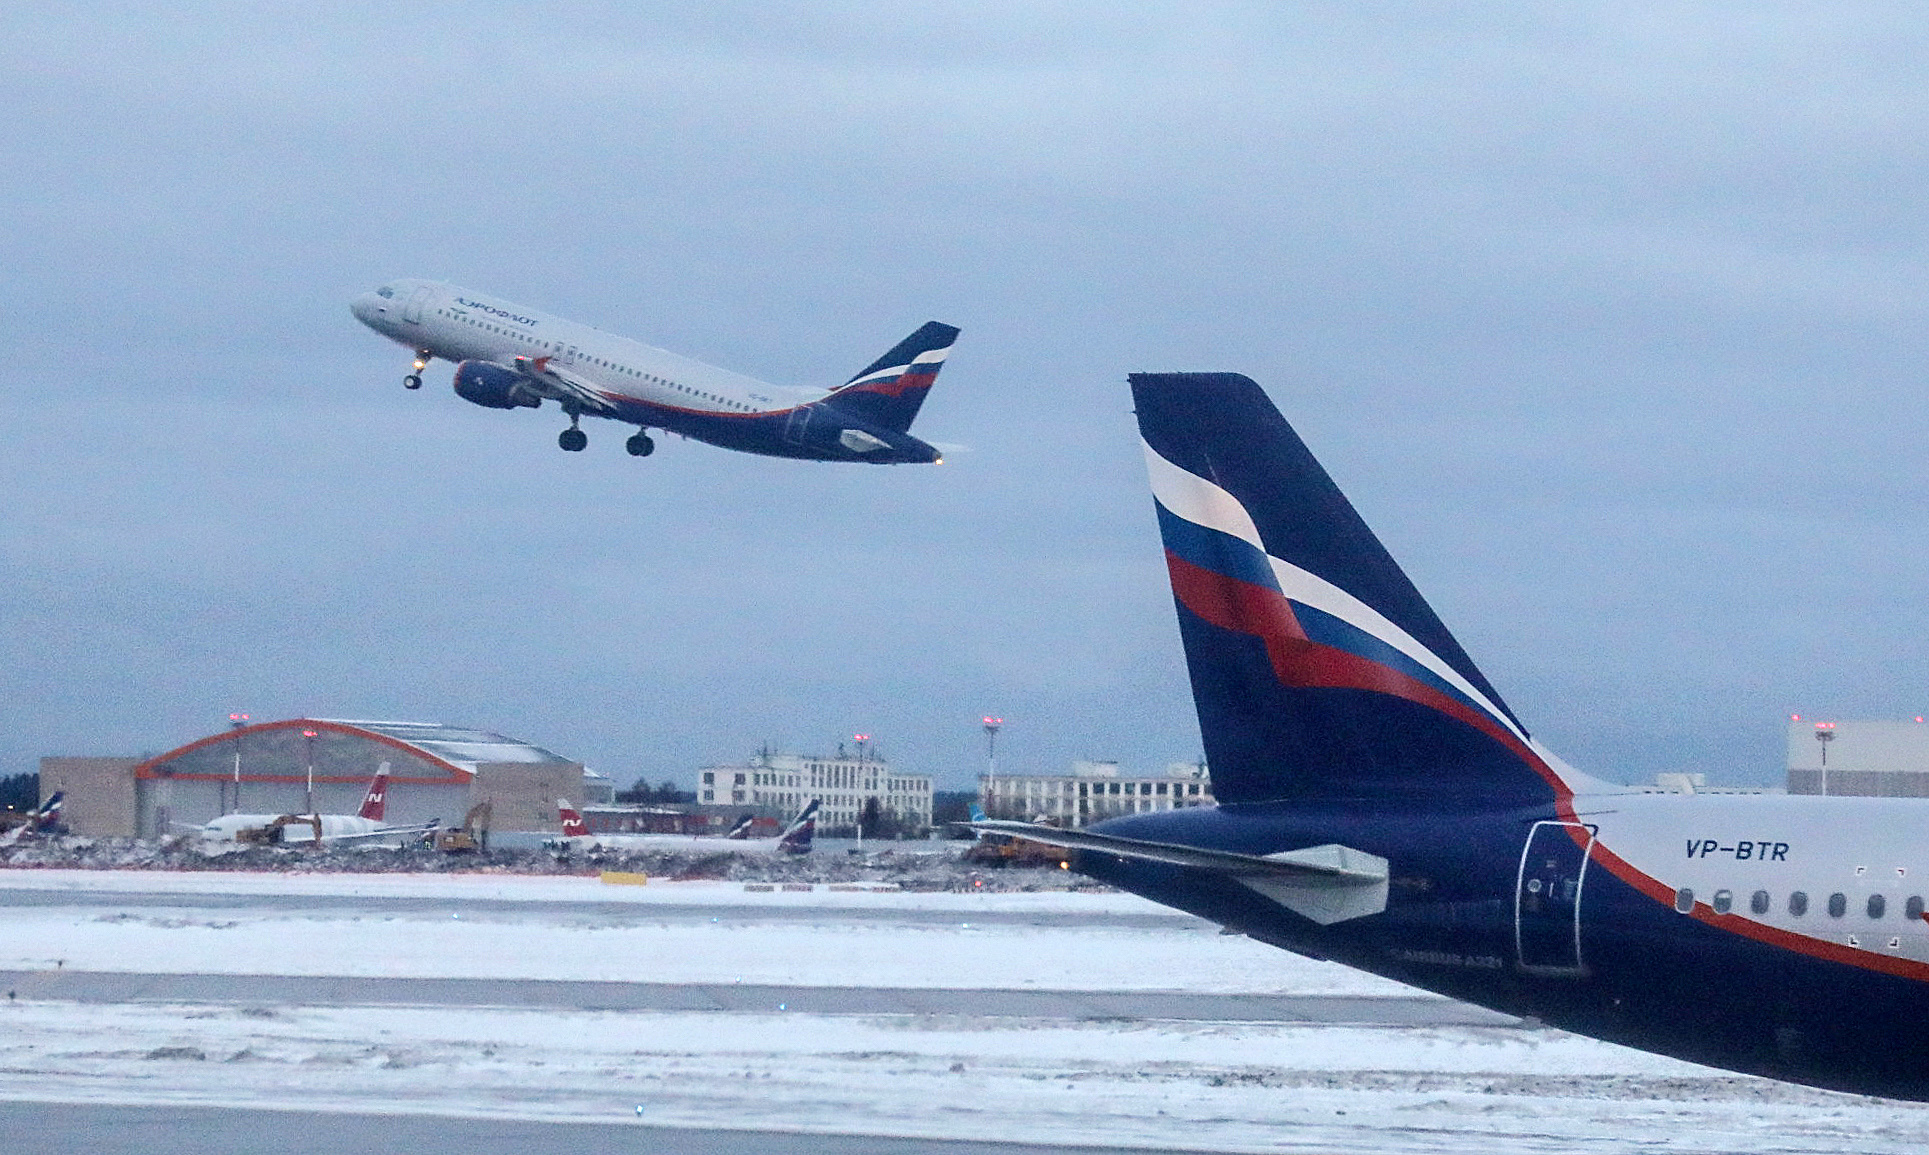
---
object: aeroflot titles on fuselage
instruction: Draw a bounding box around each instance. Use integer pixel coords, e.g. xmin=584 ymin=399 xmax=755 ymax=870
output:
xmin=454 ymin=298 xmax=537 ymax=326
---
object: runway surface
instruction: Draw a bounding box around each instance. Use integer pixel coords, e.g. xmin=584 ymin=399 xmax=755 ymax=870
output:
xmin=0 ymin=967 xmax=1517 ymax=1026
xmin=0 ymin=883 xmax=1194 ymax=928
xmin=0 ymin=1101 xmax=1184 ymax=1155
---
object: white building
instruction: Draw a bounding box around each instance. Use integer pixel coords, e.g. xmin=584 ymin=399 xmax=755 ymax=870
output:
xmin=1787 ymin=718 xmax=1929 ymax=796
xmin=980 ymin=760 xmax=1214 ymax=827
xmin=699 ymin=744 xmax=932 ymax=833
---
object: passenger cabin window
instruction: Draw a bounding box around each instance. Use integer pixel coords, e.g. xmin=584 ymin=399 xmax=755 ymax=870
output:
xmin=1674 ymin=888 xmax=1694 ymax=914
xmin=1789 ymin=891 xmax=1808 ymax=916
xmin=1750 ymin=890 xmax=1770 ymax=916
xmin=1712 ymin=889 xmax=1733 ymax=914
xmin=1908 ymin=896 xmax=1925 ymax=921
xmin=1828 ymin=892 xmax=1848 ymax=918
xmin=1869 ymin=894 xmax=1887 ymax=919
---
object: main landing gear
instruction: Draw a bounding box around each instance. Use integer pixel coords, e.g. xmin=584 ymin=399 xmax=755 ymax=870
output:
xmin=403 ymin=350 xmax=430 ymax=390
xmin=558 ymin=408 xmax=587 ymax=452
xmin=625 ymin=431 xmax=655 ymax=457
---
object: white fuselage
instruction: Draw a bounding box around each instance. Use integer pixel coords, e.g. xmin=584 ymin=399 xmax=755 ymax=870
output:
xmin=351 ymin=279 xmax=816 ymax=416
xmin=1580 ymin=789 xmax=1929 ymax=962
xmin=195 ymin=813 xmax=386 ymax=845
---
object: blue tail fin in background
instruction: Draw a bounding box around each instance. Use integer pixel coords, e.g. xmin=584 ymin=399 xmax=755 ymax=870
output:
xmin=1130 ymin=372 xmax=1567 ymax=810
xmin=823 ymin=322 xmax=959 ymax=432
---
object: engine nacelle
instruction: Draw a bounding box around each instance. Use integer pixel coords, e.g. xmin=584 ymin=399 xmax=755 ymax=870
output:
xmin=452 ymin=361 xmax=541 ymax=410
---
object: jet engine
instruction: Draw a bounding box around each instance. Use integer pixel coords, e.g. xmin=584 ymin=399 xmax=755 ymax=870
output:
xmin=452 ymin=361 xmax=541 ymax=410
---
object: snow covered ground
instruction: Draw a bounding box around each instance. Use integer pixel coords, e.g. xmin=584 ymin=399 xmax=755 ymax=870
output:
xmin=4 ymin=868 xmax=1928 ymax=1153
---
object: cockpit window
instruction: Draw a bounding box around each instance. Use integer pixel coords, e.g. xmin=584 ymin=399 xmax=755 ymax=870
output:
xmin=377 ymin=287 xmax=395 ymax=299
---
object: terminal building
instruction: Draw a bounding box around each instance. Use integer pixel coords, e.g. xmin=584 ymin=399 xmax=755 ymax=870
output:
xmin=980 ymin=760 xmax=1214 ymax=826
xmin=40 ymin=718 xmax=608 ymax=837
xmin=1787 ymin=718 xmax=1929 ymax=796
xmin=699 ymin=744 xmax=932 ymax=833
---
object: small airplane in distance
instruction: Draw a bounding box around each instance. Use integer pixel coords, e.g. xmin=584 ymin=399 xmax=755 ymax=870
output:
xmin=188 ymin=764 xmax=439 ymax=847
xmin=975 ymin=371 xmax=1929 ymax=1101
xmin=350 ymin=280 xmax=959 ymax=463
xmin=552 ymin=798 xmax=819 ymax=855
xmin=0 ymin=791 xmax=65 ymax=847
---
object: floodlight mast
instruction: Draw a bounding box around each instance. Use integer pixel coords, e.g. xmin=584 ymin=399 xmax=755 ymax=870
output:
xmin=302 ymin=729 xmax=318 ymax=814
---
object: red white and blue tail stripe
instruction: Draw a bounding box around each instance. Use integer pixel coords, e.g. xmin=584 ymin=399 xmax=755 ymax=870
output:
xmin=823 ymin=322 xmax=959 ymax=433
xmin=1132 ymin=372 xmax=1585 ymax=809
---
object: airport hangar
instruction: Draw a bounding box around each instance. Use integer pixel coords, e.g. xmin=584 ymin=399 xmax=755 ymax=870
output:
xmin=38 ymin=718 xmax=613 ymax=838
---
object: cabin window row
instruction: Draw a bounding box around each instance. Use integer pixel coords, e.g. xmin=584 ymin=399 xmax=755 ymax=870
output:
xmin=1674 ymin=888 xmax=1926 ymax=921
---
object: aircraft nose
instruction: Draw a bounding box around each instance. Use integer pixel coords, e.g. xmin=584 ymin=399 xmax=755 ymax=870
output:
xmin=349 ymin=292 xmax=385 ymax=326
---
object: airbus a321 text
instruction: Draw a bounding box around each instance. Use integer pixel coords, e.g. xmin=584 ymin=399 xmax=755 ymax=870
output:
xmin=976 ymin=372 xmax=1929 ymax=1101
xmin=351 ymin=280 xmax=958 ymax=463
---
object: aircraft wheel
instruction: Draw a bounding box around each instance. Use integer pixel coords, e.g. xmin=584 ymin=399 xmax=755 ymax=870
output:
xmin=404 ymin=374 xmax=422 ymax=390
xmin=625 ymin=432 xmax=655 ymax=457
xmin=559 ymin=428 xmax=588 ymax=452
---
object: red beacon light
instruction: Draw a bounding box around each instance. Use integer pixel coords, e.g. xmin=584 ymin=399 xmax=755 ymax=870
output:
xmin=1814 ymin=721 xmax=1837 ymax=730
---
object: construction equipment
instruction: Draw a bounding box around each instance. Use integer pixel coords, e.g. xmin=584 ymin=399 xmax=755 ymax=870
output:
xmin=434 ymin=801 xmax=491 ymax=853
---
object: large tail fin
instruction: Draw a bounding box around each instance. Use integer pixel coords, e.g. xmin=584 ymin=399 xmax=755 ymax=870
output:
xmin=557 ymin=799 xmax=589 ymax=839
xmin=1130 ymin=372 xmax=1568 ymax=809
xmin=357 ymin=763 xmax=391 ymax=821
xmin=777 ymin=799 xmax=820 ymax=854
xmin=822 ymin=322 xmax=959 ymax=432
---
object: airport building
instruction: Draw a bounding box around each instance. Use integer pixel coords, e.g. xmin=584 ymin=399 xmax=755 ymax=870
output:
xmin=980 ymin=760 xmax=1214 ymax=826
xmin=699 ymin=744 xmax=932 ymax=833
xmin=40 ymin=718 xmax=607 ymax=837
xmin=1786 ymin=717 xmax=1929 ymax=796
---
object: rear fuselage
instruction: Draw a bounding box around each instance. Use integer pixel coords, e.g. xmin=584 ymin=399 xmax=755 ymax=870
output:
xmin=1086 ymin=790 xmax=1929 ymax=1099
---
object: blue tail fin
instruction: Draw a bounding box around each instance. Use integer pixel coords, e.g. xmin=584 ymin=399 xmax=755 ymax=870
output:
xmin=822 ymin=322 xmax=959 ymax=432
xmin=777 ymin=799 xmax=820 ymax=854
xmin=1130 ymin=372 xmax=1566 ymax=809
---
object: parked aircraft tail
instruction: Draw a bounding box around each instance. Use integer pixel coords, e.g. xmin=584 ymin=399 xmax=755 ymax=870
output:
xmin=777 ymin=799 xmax=820 ymax=854
xmin=1129 ymin=372 xmax=1578 ymax=810
xmin=557 ymin=799 xmax=589 ymax=839
xmin=823 ymin=322 xmax=960 ymax=432
xmin=357 ymin=764 xmax=391 ymax=821
xmin=722 ymin=813 xmax=758 ymax=839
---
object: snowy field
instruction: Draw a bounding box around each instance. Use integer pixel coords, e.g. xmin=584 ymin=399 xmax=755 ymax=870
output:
xmin=5 ymin=869 xmax=1929 ymax=1153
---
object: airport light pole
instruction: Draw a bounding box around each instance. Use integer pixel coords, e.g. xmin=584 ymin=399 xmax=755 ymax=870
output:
xmin=228 ymin=713 xmax=248 ymax=814
xmin=302 ymin=729 xmax=318 ymax=815
xmin=1816 ymin=727 xmax=1835 ymax=797
xmin=982 ymin=716 xmax=1002 ymax=818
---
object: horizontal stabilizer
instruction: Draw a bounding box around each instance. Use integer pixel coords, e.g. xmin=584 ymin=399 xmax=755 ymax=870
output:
xmin=969 ymin=820 xmax=1388 ymax=924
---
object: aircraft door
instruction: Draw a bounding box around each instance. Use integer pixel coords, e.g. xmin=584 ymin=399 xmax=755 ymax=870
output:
xmin=782 ymin=405 xmax=814 ymax=447
xmin=1515 ymin=821 xmax=1593 ymax=974
xmin=560 ymin=344 xmax=578 ymax=366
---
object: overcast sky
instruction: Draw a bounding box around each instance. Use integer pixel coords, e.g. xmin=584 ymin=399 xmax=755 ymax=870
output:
xmin=3 ymin=3 xmax=1925 ymax=793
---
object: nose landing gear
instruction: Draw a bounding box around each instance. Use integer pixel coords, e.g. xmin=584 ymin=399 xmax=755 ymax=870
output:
xmin=625 ymin=431 xmax=655 ymax=457
xmin=404 ymin=350 xmax=430 ymax=390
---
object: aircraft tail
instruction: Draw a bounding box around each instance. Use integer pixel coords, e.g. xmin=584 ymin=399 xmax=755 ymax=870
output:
xmin=1130 ymin=372 xmax=1570 ymax=810
xmin=777 ymin=799 xmax=820 ymax=854
xmin=357 ymin=764 xmax=391 ymax=821
xmin=822 ymin=322 xmax=959 ymax=432
xmin=35 ymin=790 xmax=64 ymax=829
xmin=722 ymin=813 xmax=757 ymax=839
xmin=557 ymin=799 xmax=590 ymax=839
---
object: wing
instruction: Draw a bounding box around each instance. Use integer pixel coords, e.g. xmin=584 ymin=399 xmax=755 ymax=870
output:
xmin=326 ymin=823 xmax=443 ymax=844
xmin=510 ymin=355 xmax=621 ymax=415
xmin=968 ymin=820 xmax=1389 ymax=925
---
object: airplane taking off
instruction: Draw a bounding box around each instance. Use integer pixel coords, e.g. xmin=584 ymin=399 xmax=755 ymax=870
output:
xmin=552 ymin=798 xmax=819 ymax=855
xmin=350 ymin=280 xmax=958 ymax=463
xmin=190 ymin=764 xmax=437 ymax=847
xmin=976 ymin=372 xmax=1929 ymax=1100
